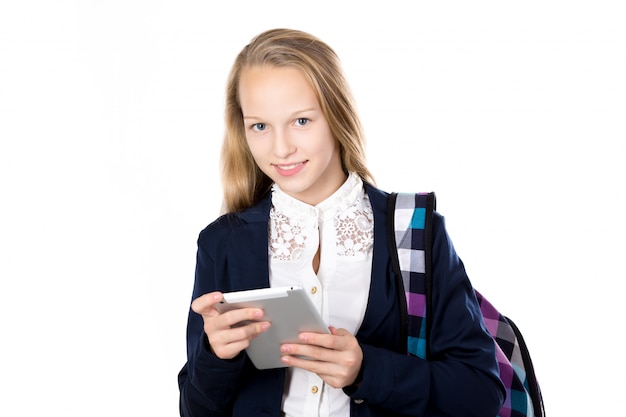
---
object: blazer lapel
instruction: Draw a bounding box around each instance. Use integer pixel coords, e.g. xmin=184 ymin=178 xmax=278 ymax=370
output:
xmin=226 ymin=193 xmax=272 ymax=291
xmin=357 ymin=185 xmax=399 ymax=341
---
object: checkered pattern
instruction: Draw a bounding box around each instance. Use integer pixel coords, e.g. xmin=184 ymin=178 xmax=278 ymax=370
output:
xmin=393 ymin=192 xmax=431 ymax=359
xmin=391 ymin=192 xmax=545 ymax=417
xmin=476 ymin=291 xmax=536 ymax=417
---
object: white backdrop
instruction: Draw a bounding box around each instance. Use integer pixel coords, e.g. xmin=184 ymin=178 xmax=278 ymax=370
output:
xmin=1 ymin=1 xmax=624 ymax=416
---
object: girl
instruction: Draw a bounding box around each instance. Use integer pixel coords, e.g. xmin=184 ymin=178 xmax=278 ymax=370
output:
xmin=178 ymin=28 xmax=505 ymax=417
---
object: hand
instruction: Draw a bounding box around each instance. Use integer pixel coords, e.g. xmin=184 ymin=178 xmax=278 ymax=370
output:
xmin=191 ymin=292 xmax=271 ymax=360
xmin=279 ymin=326 xmax=363 ymax=388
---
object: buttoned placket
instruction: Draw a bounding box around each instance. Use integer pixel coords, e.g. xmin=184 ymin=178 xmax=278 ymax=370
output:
xmin=268 ymin=172 xmax=373 ymax=417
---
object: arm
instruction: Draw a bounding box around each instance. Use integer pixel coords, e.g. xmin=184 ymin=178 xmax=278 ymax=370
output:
xmin=425 ymin=213 xmax=506 ymax=415
xmin=345 ymin=214 xmax=505 ymax=417
xmin=178 ymin=234 xmax=248 ymax=417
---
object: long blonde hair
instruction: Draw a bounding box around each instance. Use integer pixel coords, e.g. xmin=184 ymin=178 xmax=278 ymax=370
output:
xmin=220 ymin=28 xmax=374 ymax=213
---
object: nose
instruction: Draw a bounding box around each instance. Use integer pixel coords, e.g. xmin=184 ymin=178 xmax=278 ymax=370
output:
xmin=272 ymin=128 xmax=296 ymax=159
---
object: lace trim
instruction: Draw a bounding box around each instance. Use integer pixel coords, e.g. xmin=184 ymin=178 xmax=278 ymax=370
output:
xmin=335 ymin=200 xmax=374 ymax=256
xmin=269 ymin=195 xmax=373 ymax=261
xmin=269 ymin=209 xmax=308 ymax=261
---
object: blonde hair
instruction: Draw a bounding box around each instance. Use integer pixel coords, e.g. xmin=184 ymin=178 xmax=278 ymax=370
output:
xmin=220 ymin=28 xmax=374 ymax=213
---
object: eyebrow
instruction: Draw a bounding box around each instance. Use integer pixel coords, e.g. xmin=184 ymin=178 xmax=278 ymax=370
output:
xmin=242 ymin=108 xmax=318 ymax=120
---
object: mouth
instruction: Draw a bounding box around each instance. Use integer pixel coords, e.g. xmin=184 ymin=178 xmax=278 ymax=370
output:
xmin=275 ymin=162 xmax=303 ymax=170
xmin=273 ymin=161 xmax=307 ymax=176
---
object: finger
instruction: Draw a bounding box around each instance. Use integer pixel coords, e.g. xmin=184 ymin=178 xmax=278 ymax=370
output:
xmin=211 ymin=320 xmax=272 ymax=360
xmin=191 ymin=292 xmax=223 ymax=315
xmin=280 ymin=346 xmax=359 ymax=389
xmin=280 ymin=347 xmax=332 ymax=371
xmin=220 ymin=307 xmax=266 ymax=328
xmin=281 ymin=342 xmax=331 ymax=363
xmin=329 ymin=326 xmax=349 ymax=336
xmin=298 ymin=331 xmax=343 ymax=351
xmin=204 ymin=307 xmax=268 ymax=340
xmin=279 ymin=351 xmax=347 ymax=387
xmin=215 ymin=320 xmax=272 ymax=346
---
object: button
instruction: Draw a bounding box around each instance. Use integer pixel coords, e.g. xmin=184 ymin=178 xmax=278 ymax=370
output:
xmin=354 ymin=399 xmax=364 ymax=404
xmin=311 ymin=386 xmax=319 ymax=394
xmin=311 ymin=286 xmax=317 ymax=295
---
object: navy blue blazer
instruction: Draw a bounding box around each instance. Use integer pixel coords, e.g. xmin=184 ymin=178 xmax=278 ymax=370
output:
xmin=179 ymin=184 xmax=505 ymax=417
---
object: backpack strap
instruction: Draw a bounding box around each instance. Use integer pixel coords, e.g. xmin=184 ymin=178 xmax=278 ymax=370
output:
xmin=387 ymin=192 xmax=436 ymax=359
xmin=389 ymin=191 xmax=546 ymax=417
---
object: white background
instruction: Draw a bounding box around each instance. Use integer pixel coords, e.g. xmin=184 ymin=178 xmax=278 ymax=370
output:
xmin=1 ymin=1 xmax=624 ymax=415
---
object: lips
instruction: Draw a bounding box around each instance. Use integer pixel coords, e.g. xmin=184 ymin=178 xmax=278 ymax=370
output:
xmin=273 ymin=161 xmax=306 ymax=177
xmin=277 ymin=162 xmax=302 ymax=170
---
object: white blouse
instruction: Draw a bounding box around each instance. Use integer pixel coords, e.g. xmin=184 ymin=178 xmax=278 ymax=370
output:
xmin=269 ymin=172 xmax=374 ymax=417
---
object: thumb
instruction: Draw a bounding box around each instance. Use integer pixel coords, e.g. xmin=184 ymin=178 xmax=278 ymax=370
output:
xmin=191 ymin=291 xmax=223 ymax=315
xmin=329 ymin=326 xmax=350 ymax=336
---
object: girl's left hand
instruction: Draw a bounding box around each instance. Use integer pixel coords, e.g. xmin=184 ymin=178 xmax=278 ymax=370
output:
xmin=280 ymin=326 xmax=363 ymax=389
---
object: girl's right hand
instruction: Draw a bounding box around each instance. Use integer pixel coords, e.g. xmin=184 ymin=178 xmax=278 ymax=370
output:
xmin=191 ymin=291 xmax=271 ymax=360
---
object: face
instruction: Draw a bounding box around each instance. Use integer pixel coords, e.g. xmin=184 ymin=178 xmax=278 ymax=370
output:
xmin=239 ymin=65 xmax=346 ymax=206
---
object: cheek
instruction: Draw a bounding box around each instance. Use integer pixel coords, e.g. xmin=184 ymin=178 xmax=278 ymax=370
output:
xmin=245 ymin=136 xmax=260 ymax=156
xmin=318 ymin=132 xmax=338 ymax=158
xmin=304 ymin=126 xmax=333 ymax=153
xmin=246 ymin=138 xmax=269 ymax=166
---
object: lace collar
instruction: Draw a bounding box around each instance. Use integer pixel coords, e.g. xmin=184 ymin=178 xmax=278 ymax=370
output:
xmin=270 ymin=172 xmax=364 ymax=223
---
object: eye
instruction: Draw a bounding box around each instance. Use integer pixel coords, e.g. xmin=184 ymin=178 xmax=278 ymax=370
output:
xmin=251 ymin=123 xmax=266 ymax=132
xmin=295 ymin=118 xmax=309 ymax=126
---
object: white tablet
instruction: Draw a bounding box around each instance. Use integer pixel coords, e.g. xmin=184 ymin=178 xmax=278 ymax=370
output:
xmin=215 ymin=286 xmax=329 ymax=369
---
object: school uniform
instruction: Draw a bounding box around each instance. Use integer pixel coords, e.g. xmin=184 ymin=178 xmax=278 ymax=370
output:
xmin=178 ymin=179 xmax=505 ymax=417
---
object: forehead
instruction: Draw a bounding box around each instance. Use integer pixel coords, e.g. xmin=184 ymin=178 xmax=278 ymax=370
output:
xmin=238 ymin=66 xmax=320 ymax=114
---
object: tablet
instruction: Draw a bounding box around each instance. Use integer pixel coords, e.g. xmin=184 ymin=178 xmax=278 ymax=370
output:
xmin=215 ymin=286 xmax=329 ymax=369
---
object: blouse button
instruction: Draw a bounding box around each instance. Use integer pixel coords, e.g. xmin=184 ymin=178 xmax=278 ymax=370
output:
xmin=311 ymin=385 xmax=319 ymax=394
xmin=310 ymin=286 xmax=317 ymax=295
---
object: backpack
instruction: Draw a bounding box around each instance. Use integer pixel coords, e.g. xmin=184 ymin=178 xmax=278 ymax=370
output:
xmin=388 ymin=192 xmax=545 ymax=417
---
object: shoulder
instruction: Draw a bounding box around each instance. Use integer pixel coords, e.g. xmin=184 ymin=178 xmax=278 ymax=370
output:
xmin=363 ymin=182 xmax=391 ymax=214
xmin=363 ymin=182 xmax=390 ymax=199
xmin=197 ymin=213 xmax=244 ymax=244
xmin=197 ymin=193 xmax=272 ymax=250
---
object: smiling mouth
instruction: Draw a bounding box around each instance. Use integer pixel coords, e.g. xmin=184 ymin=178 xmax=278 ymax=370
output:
xmin=273 ymin=161 xmax=307 ymax=176
xmin=274 ymin=161 xmax=307 ymax=171
xmin=275 ymin=162 xmax=304 ymax=170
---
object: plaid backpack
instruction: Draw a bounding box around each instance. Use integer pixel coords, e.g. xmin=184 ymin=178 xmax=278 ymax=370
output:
xmin=388 ymin=192 xmax=545 ymax=417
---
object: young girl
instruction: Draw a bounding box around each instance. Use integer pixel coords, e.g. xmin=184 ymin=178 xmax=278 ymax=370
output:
xmin=178 ymin=28 xmax=505 ymax=417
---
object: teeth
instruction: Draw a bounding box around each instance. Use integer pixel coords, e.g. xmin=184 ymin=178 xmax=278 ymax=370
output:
xmin=278 ymin=163 xmax=301 ymax=170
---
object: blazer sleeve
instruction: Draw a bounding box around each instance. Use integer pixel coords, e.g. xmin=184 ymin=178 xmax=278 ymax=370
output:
xmin=178 ymin=224 xmax=247 ymax=417
xmin=345 ymin=213 xmax=505 ymax=417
